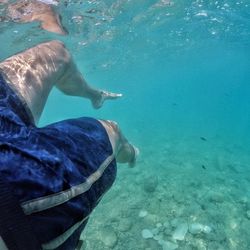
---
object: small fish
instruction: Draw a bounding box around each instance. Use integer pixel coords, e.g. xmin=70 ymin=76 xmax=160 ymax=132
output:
xmin=202 ymin=165 xmax=206 ymax=170
xmin=200 ymin=137 xmax=207 ymax=141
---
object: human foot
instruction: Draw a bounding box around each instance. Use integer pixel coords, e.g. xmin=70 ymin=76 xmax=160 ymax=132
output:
xmin=92 ymin=90 xmax=122 ymax=109
xmin=128 ymin=145 xmax=140 ymax=168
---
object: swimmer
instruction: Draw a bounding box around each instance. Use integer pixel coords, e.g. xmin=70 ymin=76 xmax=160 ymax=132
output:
xmin=2 ymin=0 xmax=66 ymax=35
xmin=0 ymin=40 xmax=139 ymax=250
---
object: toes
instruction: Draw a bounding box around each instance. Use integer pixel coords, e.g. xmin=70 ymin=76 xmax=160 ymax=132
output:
xmin=102 ymin=91 xmax=123 ymax=100
xmin=92 ymin=91 xmax=122 ymax=109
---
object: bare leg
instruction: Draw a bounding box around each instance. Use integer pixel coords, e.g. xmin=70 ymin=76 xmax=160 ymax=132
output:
xmin=0 ymin=40 xmax=122 ymax=124
xmin=7 ymin=0 xmax=66 ymax=35
xmin=98 ymin=120 xmax=139 ymax=167
xmin=56 ymin=62 xmax=122 ymax=109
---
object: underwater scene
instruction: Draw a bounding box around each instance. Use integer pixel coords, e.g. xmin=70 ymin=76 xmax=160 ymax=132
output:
xmin=1 ymin=0 xmax=250 ymax=249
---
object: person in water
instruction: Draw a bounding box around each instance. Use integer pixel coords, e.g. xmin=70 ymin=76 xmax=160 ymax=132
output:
xmin=1 ymin=0 xmax=66 ymax=35
xmin=0 ymin=40 xmax=138 ymax=250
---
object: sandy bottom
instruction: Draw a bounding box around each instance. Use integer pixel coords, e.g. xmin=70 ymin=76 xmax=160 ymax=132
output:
xmin=80 ymin=134 xmax=250 ymax=250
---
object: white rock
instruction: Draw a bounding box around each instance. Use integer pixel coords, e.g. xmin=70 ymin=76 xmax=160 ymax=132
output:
xmin=203 ymin=225 xmax=212 ymax=234
xmin=189 ymin=223 xmax=212 ymax=235
xmin=158 ymin=240 xmax=178 ymax=250
xmin=172 ymin=223 xmax=188 ymax=241
xmin=142 ymin=229 xmax=153 ymax=239
xmin=139 ymin=210 xmax=148 ymax=218
xmin=189 ymin=223 xmax=203 ymax=234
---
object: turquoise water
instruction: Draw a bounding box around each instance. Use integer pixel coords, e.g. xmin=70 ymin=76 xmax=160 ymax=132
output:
xmin=1 ymin=0 xmax=250 ymax=249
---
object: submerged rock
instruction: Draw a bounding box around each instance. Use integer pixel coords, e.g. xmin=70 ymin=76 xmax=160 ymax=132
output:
xmin=170 ymin=218 xmax=183 ymax=228
xmin=246 ymin=210 xmax=250 ymax=220
xmin=207 ymin=192 xmax=224 ymax=203
xmin=203 ymin=225 xmax=212 ymax=234
xmin=158 ymin=239 xmax=178 ymax=250
xmin=139 ymin=210 xmax=148 ymax=218
xmin=172 ymin=222 xmax=188 ymax=241
xmin=143 ymin=175 xmax=158 ymax=193
xmin=163 ymin=221 xmax=170 ymax=228
xmin=189 ymin=223 xmax=203 ymax=234
xmin=189 ymin=223 xmax=211 ymax=235
xmin=152 ymin=227 xmax=160 ymax=235
xmin=118 ymin=218 xmax=132 ymax=232
xmin=156 ymin=222 xmax=163 ymax=228
xmin=142 ymin=229 xmax=154 ymax=239
xmin=153 ymin=233 xmax=163 ymax=241
xmin=100 ymin=226 xmax=117 ymax=248
xmin=144 ymin=213 xmax=159 ymax=224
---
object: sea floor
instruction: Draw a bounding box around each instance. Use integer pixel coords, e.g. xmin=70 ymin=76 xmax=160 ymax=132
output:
xmin=80 ymin=134 xmax=250 ymax=250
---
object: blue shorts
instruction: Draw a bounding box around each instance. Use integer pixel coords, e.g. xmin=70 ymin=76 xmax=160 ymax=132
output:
xmin=0 ymin=74 xmax=117 ymax=250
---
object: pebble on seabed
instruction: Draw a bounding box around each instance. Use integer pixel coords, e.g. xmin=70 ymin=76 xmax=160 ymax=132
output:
xmin=99 ymin=226 xmax=118 ymax=248
xmin=118 ymin=218 xmax=132 ymax=232
xmin=143 ymin=175 xmax=158 ymax=193
xmin=142 ymin=229 xmax=154 ymax=239
xmin=189 ymin=223 xmax=212 ymax=235
xmin=139 ymin=210 xmax=148 ymax=218
xmin=158 ymin=239 xmax=178 ymax=250
xmin=172 ymin=222 xmax=188 ymax=241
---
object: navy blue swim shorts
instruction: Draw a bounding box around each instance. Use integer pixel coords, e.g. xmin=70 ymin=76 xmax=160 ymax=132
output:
xmin=0 ymin=73 xmax=117 ymax=250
